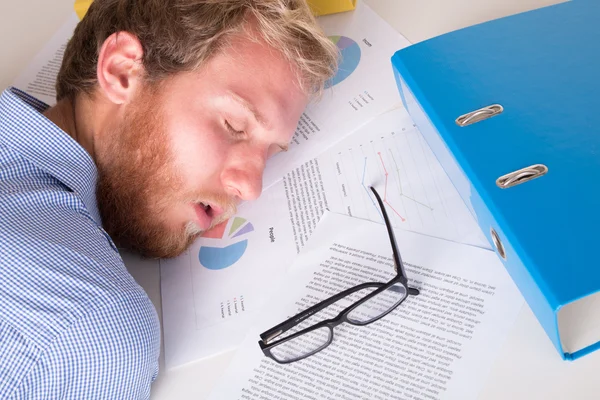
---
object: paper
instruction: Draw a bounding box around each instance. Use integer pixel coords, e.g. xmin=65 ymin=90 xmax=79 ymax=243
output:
xmin=12 ymin=13 xmax=79 ymax=105
xmin=307 ymin=0 xmax=356 ymax=16
xmin=160 ymin=107 xmax=489 ymax=368
xmin=207 ymin=211 xmax=523 ymax=400
xmin=291 ymin=108 xmax=489 ymax=250
xmin=261 ymin=1 xmax=411 ymax=190
xmin=160 ymin=185 xmax=299 ymax=367
xmin=74 ymin=0 xmax=93 ymax=20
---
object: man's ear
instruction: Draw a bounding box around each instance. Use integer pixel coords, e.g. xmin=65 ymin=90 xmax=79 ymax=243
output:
xmin=96 ymin=31 xmax=144 ymax=105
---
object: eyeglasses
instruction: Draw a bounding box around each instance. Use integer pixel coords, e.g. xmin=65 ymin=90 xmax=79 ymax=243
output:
xmin=258 ymin=186 xmax=420 ymax=364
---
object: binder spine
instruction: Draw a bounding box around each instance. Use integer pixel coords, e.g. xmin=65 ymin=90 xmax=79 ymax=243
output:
xmin=392 ymin=58 xmax=567 ymax=360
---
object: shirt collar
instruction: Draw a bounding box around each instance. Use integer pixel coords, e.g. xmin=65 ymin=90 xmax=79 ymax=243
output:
xmin=0 ymin=87 xmax=101 ymax=225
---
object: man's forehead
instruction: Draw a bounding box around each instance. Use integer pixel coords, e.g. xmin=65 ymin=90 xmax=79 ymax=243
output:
xmin=216 ymin=28 xmax=300 ymax=86
xmin=208 ymin=36 xmax=307 ymax=112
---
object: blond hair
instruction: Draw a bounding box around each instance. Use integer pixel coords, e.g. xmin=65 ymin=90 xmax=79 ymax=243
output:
xmin=56 ymin=0 xmax=339 ymax=101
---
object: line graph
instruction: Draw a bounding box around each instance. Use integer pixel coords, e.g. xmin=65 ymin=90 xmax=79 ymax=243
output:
xmin=318 ymin=109 xmax=488 ymax=248
xmin=354 ymin=132 xmax=438 ymax=229
xmin=370 ymin=153 xmax=405 ymax=222
xmin=361 ymin=156 xmax=385 ymax=221
xmin=387 ymin=150 xmax=433 ymax=211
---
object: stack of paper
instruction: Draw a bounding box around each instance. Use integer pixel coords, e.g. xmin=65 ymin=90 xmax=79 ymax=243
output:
xmin=10 ymin=3 xmax=525 ymax=399
xmin=207 ymin=211 xmax=523 ymax=399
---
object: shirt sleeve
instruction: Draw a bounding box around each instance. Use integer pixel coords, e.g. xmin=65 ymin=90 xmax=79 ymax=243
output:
xmin=11 ymin=293 xmax=161 ymax=400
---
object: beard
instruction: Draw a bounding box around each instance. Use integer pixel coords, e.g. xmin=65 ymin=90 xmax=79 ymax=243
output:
xmin=95 ymin=85 xmax=235 ymax=259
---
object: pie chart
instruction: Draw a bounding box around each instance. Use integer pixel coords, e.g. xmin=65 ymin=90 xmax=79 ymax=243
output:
xmin=325 ymin=36 xmax=361 ymax=88
xmin=199 ymin=217 xmax=254 ymax=270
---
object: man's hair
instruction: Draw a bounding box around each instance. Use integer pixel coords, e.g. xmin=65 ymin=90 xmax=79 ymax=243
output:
xmin=56 ymin=0 xmax=339 ymax=100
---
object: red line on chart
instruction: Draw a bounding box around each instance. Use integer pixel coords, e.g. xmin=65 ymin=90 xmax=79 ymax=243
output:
xmin=378 ymin=152 xmax=406 ymax=222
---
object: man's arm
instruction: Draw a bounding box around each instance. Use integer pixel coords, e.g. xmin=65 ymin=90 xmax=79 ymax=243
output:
xmin=11 ymin=293 xmax=161 ymax=400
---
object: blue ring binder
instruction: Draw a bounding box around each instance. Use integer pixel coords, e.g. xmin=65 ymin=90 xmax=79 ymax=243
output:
xmin=391 ymin=0 xmax=600 ymax=360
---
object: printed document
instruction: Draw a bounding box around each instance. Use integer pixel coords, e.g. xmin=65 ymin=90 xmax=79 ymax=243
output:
xmin=292 ymin=108 xmax=488 ymax=250
xmin=160 ymin=108 xmax=489 ymax=368
xmin=11 ymin=13 xmax=79 ymax=105
xmin=207 ymin=211 xmax=524 ymax=400
xmin=261 ymin=2 xmax=411 ymax=189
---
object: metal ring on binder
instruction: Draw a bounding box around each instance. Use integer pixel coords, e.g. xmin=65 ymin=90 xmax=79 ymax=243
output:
xmin=455 ymin=104 xmax=503 ymax=126
xmin=490 ymin=228 xmax=506 ymax=260
xmin=496 ymin=164 xmax=548 ymax=189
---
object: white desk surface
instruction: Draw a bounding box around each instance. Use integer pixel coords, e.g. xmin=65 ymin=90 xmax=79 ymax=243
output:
xmin=5 ymin=1 xmax=598 ymax=399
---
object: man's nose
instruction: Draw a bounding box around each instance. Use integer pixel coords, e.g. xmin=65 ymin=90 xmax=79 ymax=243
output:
xmin=221 ymin=159 xmax=265 ymax=201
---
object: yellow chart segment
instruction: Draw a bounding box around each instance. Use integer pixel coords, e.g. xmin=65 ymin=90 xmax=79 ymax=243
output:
xmin=74 ymin=0 xmax=93 ymax=20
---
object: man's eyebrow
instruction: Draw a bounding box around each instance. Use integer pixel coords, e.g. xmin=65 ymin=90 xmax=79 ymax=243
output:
xmin=227 ymin=92 xmax=269 ymax=129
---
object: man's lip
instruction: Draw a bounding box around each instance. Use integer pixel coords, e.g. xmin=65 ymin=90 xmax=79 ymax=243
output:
xmin=193 ymin=201 xmax=228 ymax=230
xmin=193 ymin=203 xmax=213 ymax=230
xmin=207 ymin=202 xmax=224 ymax=217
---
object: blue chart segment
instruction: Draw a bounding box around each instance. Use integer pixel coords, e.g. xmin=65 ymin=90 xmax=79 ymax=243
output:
xmin=199 ymin=241 xmax=248 ymax=271
xmin=326 ymin=36 xmax=361 ymax=88
xmin=198 ymin=217 xmax=254 ymax=270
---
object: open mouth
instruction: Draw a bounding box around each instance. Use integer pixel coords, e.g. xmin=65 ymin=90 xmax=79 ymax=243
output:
xmin=198 ymin=201 xmax=224 ymax=219
xmin=194 ymin=201 xmax=226 ymax=231
xmin=199 ymin=201 xmax=212 ymax=216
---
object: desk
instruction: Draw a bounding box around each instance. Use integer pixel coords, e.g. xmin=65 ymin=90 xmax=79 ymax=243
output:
xmin=3 ymin=1 xmax=594 ymax=399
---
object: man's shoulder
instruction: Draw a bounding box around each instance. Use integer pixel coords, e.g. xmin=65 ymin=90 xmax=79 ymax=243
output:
xmin=0 ymin=217 xmax=153 ymax=346
xmin=0 ymin=96 xmax=160 ymax=398
xmin=0 ymin=140 xmax=154 ymax=349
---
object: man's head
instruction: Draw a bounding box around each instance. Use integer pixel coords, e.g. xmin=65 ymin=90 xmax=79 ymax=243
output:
xmin=54 ymin=0 xmax=338 ymax=259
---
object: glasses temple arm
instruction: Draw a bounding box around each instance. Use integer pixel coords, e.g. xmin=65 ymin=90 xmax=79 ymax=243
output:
xmin=369 ymin=186 xmax=409 ymax=283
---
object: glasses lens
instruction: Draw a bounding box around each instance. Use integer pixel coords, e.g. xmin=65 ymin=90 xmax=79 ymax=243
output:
xmin=347 ymin=282 xmax=407 ymax=324
xmin=270 ymin=326 xmax=332 ymax=363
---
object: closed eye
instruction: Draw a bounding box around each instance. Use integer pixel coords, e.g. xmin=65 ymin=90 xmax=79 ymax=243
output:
xmin=224 ymin=120 xmax=245 ymax=137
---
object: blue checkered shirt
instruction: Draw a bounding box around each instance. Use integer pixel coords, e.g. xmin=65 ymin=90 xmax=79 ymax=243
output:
xmin=0 ymin=87 xmax=160 ymax=399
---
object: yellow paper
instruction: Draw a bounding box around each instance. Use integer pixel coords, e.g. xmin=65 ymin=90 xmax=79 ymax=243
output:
xmin=74 ymin=0 xmax=354 ymax=20
xmin=74 ymin=0 xmax=93 ymax=20
xmin=307 ymin=0 xmax=356 ymax=16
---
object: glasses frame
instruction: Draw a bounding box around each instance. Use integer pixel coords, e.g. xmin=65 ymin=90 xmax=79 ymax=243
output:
xmin=258 ymin=186 xmax=420 ymax=364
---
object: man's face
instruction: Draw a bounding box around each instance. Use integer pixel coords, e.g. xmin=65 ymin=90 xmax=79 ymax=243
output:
xmin=95 ymin=33 xmax=308 ymax=259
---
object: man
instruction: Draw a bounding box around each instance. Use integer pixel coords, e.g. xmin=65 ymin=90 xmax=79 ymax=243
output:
xmin=0 ymin=0 xmax=338 ymax=398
